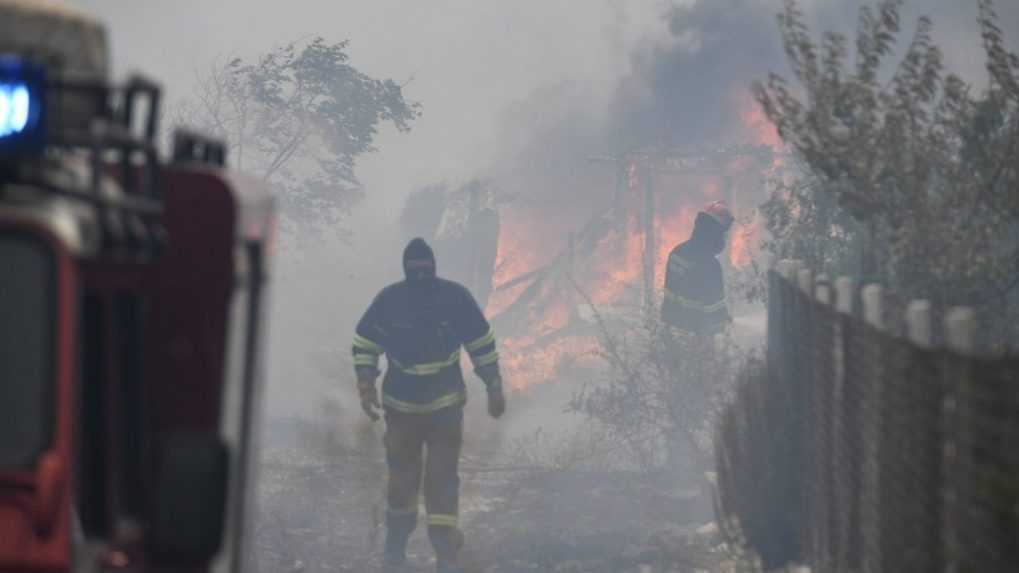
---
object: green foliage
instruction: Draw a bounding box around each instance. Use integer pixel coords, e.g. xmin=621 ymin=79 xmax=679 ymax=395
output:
xmin=759 ymin=172 xmax=863 ymax=278
xmin=754 ymin=0 xmax=1019 ymax=340
xmin=177 ymin=37 xmax=421 ymax=232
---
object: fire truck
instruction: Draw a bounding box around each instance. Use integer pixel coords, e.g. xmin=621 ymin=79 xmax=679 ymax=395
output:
xmin=0 ymin=2 xmax=274 ymax=572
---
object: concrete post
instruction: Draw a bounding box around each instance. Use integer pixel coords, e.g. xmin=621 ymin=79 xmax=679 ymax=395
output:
xmin=859 ymin=282 xmax=884 ymax=573
xmin=835 ymin=276 xmax=854 ymax=316
xmin=942 ymin=306 xmax=976 ymax=573
xmin=862 ymin=284 xmax=883 ymax=330
xmin=815 ymin=274 xmax=831 ymax=305
xmin=945 ymin=307 xmax=976 ymax=353
xmin=777 ymin=259 xmax=798 ymax=282
xmin=906 ymin=300 xmax=933 ymax=349
xmin=798 ymin=268 xmax=814 ymax=296
xmin=831 ymin=275 xmax=853 ymax=567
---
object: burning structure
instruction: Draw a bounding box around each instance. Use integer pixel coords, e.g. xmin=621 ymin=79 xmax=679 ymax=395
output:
xmin=486 ymin=136 xmax=780 ymax=387
xmin=400 ymin=97 xmax=784 ymax=390
xmin=397 ymin=0 xmax=794 ymax=389
xmin=463 ymin=0 xmax=795 ymax=388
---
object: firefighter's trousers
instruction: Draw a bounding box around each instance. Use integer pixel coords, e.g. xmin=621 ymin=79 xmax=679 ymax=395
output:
xmin=384 ymin=405 xmax=463 ymax=560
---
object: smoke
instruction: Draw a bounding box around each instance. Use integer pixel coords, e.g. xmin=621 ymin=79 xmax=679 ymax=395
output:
xmin=482 ymin=0 xmax=1019 ymax=233
xmin=479 ymin=0 xmax=788 ymax=253
xmin=485 ymin=1 xmax=785 ymax=206
xmin=609 ymin=0 xmax=782 ymax=150
xmin=69 ymin=0 xmax=1019 ymax=418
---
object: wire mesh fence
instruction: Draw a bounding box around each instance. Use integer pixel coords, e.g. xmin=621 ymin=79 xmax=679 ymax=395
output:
xmin=716 ymin=268 xmax=1019 ymax=573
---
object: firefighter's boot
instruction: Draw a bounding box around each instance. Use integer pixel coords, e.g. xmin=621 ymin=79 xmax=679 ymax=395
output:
xmin=383 ymin=512 xmax=416 ymax=567
xmin=429 ymin=526 xmax=464 ymax=573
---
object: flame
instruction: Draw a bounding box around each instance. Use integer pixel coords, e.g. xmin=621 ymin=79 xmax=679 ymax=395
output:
xmin=489 ymin=89 xmax=781 ymax=389
xmin=739 ymin=95 xmax=782 ymax=149
xmin=588 ymin=225 xmax=643 ymax=306
xmin=487 ymin=209 xmax=554 ymax=318
xmin=701 ymin=179 xmax=722 ymax=199
xmin=491 ymin=205 xmax=701 ymax=390
xmin=499 ymin=335 xmax=602 ymax=387
xmin=729 ymin=220 xmax=753 ymax=267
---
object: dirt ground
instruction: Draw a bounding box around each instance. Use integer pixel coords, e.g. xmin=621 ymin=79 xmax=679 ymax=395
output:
xmin=251 ymin=314 xmax=767 ymax=572
xmin=252 ymin=414 xmax=733 ymax=573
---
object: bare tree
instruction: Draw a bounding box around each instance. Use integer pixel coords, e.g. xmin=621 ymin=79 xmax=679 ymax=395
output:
xmin=174 ymin=38 xmax=421 ymax=234
xmin=567 ymin=280 xmax=746 ymax=473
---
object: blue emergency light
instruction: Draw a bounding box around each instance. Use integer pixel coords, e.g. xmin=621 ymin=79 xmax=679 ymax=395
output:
xmin=0 ymin=83 xmax=32 ymax=137
xmin=0 ymin=57 xmax=45 ymax=152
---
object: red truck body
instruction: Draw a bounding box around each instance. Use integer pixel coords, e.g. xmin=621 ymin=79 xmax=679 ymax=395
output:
xmin=0 ymin=129 xmax=274 ymax=573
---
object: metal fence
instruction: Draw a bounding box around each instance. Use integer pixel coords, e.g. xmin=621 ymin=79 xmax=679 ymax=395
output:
xmin=715 ymin=265 xmax=1019 ymax=573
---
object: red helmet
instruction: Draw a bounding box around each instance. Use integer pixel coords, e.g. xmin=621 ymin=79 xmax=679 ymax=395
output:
xmin=703 ymin=200 xmax=734 ymax=230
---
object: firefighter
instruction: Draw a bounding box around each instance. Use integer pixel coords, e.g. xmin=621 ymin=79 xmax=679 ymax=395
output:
xmin=352 ymin=238 xmax=506 ymax=573
xmin=661 ymin=200 xmax=735 ymax=334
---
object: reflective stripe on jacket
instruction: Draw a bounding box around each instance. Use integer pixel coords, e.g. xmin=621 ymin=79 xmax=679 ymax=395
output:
xmin=352 ymin=278 xmax=500 ymax=414
xmin=661 ymin=242 xmax=729 ymax=334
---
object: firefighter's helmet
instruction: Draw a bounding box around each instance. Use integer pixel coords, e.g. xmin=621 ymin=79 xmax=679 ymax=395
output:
xmin=702 ymin=200 xmax=734 ymax=231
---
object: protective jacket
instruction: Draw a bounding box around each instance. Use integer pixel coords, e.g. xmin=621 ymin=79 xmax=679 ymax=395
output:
xmin=661 ymin=212 xmax=730 ymax=334
xmin=352 ymin=278 xmax=500 ymax=414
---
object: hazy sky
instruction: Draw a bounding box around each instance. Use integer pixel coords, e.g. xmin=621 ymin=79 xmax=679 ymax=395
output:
xmin=74 ymin=1 xmax=668 ymax=218
xmin=75 ymin=0 xmax=1018 ymax=222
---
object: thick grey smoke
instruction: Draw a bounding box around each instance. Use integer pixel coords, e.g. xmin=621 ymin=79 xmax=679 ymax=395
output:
xmin=70 ymin=0 xmax=1019 ymax=417
xmin=483 ymin=0 xmax=787 ymax=226
xmin=610 ymin=0 xmax=783 ymax=150
xmin=485 ymin=0 xmax=1019 ymax=229
xmin=502 ymin=0 xmax=1019 ymax=162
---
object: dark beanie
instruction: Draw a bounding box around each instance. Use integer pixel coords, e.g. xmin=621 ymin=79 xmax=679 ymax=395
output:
xmin=691 ymin=212 xmax=727 ymax=255
xmin=403 ymin=238 xmax=436 ymax=281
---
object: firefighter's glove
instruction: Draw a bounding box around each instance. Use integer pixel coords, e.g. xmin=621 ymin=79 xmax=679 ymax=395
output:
xmin=485 ymin=379 xmax=506 ymax=419
xmin=358 ymin=381 xmax=381 ymax=422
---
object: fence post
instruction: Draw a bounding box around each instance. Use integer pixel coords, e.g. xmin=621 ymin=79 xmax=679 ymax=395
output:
xmin=862 ymin=284 xmax=883 ymax=330
xmin=812 ymin=273 xmax=835 ymax=569
xmin=858 ymin=283 xmax=884 ymax=573
xmin=906 ymin=300 xmax=933 ymax=349
xmin=776 ymin=259 xmax=797 ymax=281
xmin=835 ymin=277 xmax=853 ymax=315
xmin=904 ymin=300 xmax=947 ymax=571
xmin=798 ymin=268 xmax=814 ymax=296
xmin=945 ymin=308 xmax=975 ymax=353
xmin=942 ymin=307 xmax=976 ymax=573
xmin=771 ymin=259 xmax=797 ymax=373
xmin=815 ymin=274 xmax=831 ymax=306
xmin=831 ymin=276 xmax=855 ymax=571
xmin=795 ymin=266 xmax=816 ymax=563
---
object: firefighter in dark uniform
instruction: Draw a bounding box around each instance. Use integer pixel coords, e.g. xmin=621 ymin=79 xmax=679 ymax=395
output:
xmin=662 ymin=201 xmax=735 ymax=334
xmin=352 ymin=238 xmax=506 ymax=573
